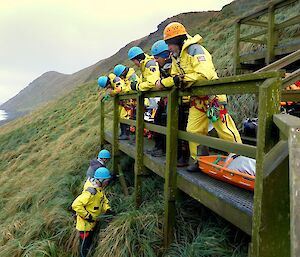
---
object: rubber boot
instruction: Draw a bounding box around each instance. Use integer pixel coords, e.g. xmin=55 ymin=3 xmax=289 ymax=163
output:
xmin=177 ymin=140 xmax=189 ymax=167
xmin=119 ymin=124 xmax=129 ymax=140
xmin=186 ymin=145 xmax=209 ymax=172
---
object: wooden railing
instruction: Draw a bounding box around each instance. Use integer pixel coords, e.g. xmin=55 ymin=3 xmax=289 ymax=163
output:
xmin=99 ymin=71 xmax=300 ymax=257
xmin=234 ymin=0 xmax=300 ymax=73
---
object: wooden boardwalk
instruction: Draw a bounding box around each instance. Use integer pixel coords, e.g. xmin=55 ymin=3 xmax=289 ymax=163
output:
xmin=100 ymin=71 xmax=300 ymax=256
xmin=105 ymin=132 xmax=253 ymax=234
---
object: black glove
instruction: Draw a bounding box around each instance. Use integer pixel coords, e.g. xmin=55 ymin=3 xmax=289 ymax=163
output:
xmin=85 ymin=213 xmax=94 ymax=222
xmin=130 ymin=81 xmax=137 ymax=91
xmin=173 ymin=75 xmax=182 ymax=88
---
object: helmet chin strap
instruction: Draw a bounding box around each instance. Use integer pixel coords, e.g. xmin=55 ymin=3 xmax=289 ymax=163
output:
xmin=172 ymin=52 xmax=179 ymax=58
xmin=96 ymin=178 xmax=110 ymax=188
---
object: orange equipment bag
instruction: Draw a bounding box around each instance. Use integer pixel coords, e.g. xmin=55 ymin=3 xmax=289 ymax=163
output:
xmin=198 ymin=155 xmax=255 ymax=191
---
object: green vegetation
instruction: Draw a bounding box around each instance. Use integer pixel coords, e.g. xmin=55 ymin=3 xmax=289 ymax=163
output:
xmin=0 ymin=79 xmax=248 ymax=256
xmin=0 ymin=0 xmax=299 ymax=256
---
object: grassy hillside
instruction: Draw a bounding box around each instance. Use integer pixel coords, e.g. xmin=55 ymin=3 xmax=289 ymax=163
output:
xmin=0 ymin=81 xmax=248 ymax=257
xmin=0 ymin=0 xmax=299 ymax=256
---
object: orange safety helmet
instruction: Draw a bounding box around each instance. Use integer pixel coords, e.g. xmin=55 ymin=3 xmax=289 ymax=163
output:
xmin=163 ymin=22 xmax=187 ymax=41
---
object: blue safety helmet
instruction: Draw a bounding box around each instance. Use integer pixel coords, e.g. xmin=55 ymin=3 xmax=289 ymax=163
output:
xmin=94 ymin=167 xmax=112 ymax=180
xmin=98 ymin=149 xmax=111 ymax=159
xmin=128 ymin=46 xmax=144 ymax=60
xmin=98 ymin=76 xmax=109 ymax=88
xmin=151 ymin=40 xmax=169 ymax=57
xmin=114 ymin=64 xmax=126 ymax=77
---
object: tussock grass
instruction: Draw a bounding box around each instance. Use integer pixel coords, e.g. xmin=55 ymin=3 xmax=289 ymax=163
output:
xmin=0 ymin=1 xmax=299 ymax=256
xmin=95 ymin=208 xmax=163 ymax=257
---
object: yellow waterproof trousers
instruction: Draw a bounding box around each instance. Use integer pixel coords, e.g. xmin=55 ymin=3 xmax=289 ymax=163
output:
xmin=119 ymin=106 xmax=130 ymax=119
xmin=186 ymin=105 xmax=242 ymax=160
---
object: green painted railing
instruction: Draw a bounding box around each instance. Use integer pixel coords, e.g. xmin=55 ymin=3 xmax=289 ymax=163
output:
xmin=99 ymin=71 xmax=300 ymax=257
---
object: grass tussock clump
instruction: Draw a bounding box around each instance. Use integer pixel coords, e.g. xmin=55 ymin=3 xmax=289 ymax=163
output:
xmin=166 ymin=199 xmax=249 ymax=257
xmin=168 ymin=222 xmax=247 ymax=257
xmin=92 ymin=178 xmax=249 ymax=257
xmin=95 ymin=208 xmax=163 ymax=257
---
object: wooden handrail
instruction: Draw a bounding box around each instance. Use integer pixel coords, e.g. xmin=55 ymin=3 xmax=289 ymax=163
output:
xmin=255 ymin=50 xmax=300 ymax=73
xmin=238 ymin=0 xmax=297 ymax=23
xmin=282 ymin=68 xmax=300 ymax=88
xmin=100 ymin=73 xmax=296 ymax=255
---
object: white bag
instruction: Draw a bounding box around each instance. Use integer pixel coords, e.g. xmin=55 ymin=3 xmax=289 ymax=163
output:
xmin=225 ymin=153 xmax=256 ymax=176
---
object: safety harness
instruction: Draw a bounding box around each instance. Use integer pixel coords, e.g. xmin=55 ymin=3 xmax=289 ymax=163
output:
xmin=190 ymin=96 xmax=227 ymax=123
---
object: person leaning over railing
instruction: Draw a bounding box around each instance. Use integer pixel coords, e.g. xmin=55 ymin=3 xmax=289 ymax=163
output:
xmin=127 ymin=46 xmax=166 ymax=146
xmin=97 ymin=74 xmax=131 ymax=140
xmin=113 ymin=64 xmax=141 ymax=92
xmin=114 ymin=64 xmax=140 ymax=137
xmin=127 ymin=46 xmax=160 ymax=91
xmin=163 ymin=22 xmax=242 ymax=172
xmin=151 ymin=39 xmax=190 ymax=166
xmin=98 ymin=73 xmax=116 ymax=97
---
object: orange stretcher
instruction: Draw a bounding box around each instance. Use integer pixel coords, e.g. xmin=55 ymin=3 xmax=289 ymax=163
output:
xmin=198 ymin=155 xmax=255 ymax=191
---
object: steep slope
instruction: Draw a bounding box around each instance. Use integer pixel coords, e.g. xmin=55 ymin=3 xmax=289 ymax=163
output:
xmin=1 ymin=71 xmax=68 ymax=112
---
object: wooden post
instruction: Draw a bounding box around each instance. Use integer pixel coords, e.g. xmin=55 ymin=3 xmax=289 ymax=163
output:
xmin=266 ymin=5 xmax=275 ymax=65
xmin=135 ymin=93 xmax=144 ymax=208
xmin=250 ymin=77 xmax=290 ymax=257
xmin=163 ymin=88 xmax=179 ymax=248
xmin=289 ymin=122 xmax=300 ymax=257
xmin=99 ymin=100 xmax=104 ymax=147
xmin=118 ymin=164 xmax=129 ymax=196
xmin=112 ymin=96 xmax=119 ymax=175
xmin=233 ymin=22 xmax=241 ymax=75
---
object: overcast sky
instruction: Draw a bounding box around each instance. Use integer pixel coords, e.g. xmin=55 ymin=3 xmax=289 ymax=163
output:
xmin=0 ymin=0 xmax=232 ymax=104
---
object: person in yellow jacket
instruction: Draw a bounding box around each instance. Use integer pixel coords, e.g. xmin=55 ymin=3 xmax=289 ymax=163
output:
xmin=113 ymin=64 xmax=141 ymax=92
xmin=113 ymin=76 xmax=133 ymax=139
xmin=150 ymin=39 xmax=190 ymax=163
xmin=127 ymin=46 xmax=160 ymax=91
xmin=98 ymin=73 xmax=117 ymax=96
xmin=98 ymin=74 xmax=131 ymax=140
xmin=72 ymin=167 xmax=113 ymax=257
xmin=163 ymin=22 xmax=242 ymax=172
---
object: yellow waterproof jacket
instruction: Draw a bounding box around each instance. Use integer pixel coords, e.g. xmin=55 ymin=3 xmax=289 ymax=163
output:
xmin=160 ymin=62 xmax=174 ymax=88
xmin=137 ymin=55 xmax=160 ymax=91
xmin=124 ymin=67 xmax=140 ymax=92
xmin=108 ymin=73 xmax=116 ymax=85
xmin=72 ymin=183 xmax=110 ymax=231
xmin=109 ymin=76 xmax=126 ymax=96
xmin=171 ymin=34 xmax=226 ymax=103
xmin=160 ymin=61 xmax=190 ymax=104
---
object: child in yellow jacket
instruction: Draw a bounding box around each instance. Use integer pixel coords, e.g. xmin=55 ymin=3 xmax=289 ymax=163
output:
xmin=72 ymin=167 xmax=113 ymax=257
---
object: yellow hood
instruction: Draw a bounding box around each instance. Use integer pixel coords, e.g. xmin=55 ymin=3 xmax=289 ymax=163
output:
xmin=182 ymin=34 xmax=203 ymax=52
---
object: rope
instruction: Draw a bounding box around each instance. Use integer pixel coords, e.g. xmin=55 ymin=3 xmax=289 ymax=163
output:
xmin=212 ymin=155 xmax=221 ymax=165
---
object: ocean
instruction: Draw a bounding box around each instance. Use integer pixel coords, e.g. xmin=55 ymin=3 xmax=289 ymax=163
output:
xmin=0 ymin=110 xmax=8 ymax=121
